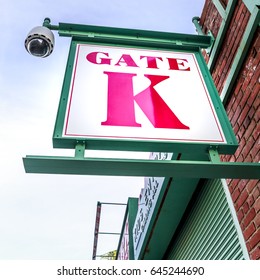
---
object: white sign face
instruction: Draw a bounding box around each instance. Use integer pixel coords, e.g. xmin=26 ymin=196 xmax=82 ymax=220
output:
xmin=63 ymin=44 xmax=226 ymax=144
xmin=132 ymin=152 xmax=173 ymax=259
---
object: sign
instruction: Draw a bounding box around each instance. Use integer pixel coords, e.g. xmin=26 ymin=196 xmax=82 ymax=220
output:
xmin=133 ymin=152 xmax=173 ymax=259
xmin=53 ymin=40 xmax=237 ymax=153
xmin=64 ymin=44 xmax=224 ymax=141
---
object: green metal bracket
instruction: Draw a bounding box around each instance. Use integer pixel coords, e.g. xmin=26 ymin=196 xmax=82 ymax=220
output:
xmin=221 ymin=4 xmax=260 ymax=103
xmin=208 ymin=149 xmax=221 ymax=163
xmin=23 ymin=153 xmax=260 ymax=179
xmin=243 ymin=0 xmax=260 ymax=14
xmin=42 ymin=18 xmax=212 ymax=50
xmin=74 ymin=142 xmax=85 ymax=159
xmin=192 ymin=17 xmax=215 ymax=54
xmin=24 ymin=17 xmax=259 ymax=181
xmin=192 ymin=17 xmax=205 ymax=36
xmin=207 ymin=0 xmax=238 ymax=72
xmin=212 ymin=0 xmax=227 ymax=19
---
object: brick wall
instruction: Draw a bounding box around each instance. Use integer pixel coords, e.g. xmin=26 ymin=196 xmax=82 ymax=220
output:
xmin=199 ymin=0 xmax=259 ymax=260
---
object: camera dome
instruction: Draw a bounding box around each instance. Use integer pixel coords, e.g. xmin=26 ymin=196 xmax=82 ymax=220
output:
xmin=25 ymin=26 xmax=54 ymax=58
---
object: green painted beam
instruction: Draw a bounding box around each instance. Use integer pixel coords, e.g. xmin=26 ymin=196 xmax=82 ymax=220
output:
xmin=192 ymin=17 xmax=205 ymax=36
xmin=243 ymin=0 xmax=260 ymax=14
xmin=212 ymin=0 xmax=226 ymax=19
xmin=221 ymin=5 xmax=260 ymax=103
xmin=23 ymin=155 xmax=260 ymax=179
xmin=42 ymin=18 xmax=211 ymax=49
xmin=208 ymin=0 xmax=238 ymax=72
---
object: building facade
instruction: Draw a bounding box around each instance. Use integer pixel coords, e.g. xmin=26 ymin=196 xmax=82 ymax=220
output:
xmin=117 ymin=0 xmax=259 ymax=260
xmin=199 ymin=0 xmax=259 ymax=260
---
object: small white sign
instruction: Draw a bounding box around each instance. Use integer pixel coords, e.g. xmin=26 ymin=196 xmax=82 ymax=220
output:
xmin=132 ymin=152 xmax=173 ymax=259
xmin=63 ymin=44 xmax=226 ymax=144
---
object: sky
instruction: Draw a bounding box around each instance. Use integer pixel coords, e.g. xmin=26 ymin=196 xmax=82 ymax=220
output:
xmin=0 ymin=0 xmax=205 ymax=260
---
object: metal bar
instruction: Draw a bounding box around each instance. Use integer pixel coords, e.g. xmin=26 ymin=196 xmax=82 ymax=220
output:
xmin=100 ymin=202 xmax=127 ymax=206
xmin=23 ymin=155 xmax=260 ymax=179
xmin=98 ymin=232 xmax=121 ymax=235
xmin=41 ymin=18 xmax=211 ymax=49
xmin=58 ymin=23 xmax=211 ymax=48
xmin=92 ymin=201 xmax=102 ymax=260
xmin=192 ymin=17 xmax=205 ymax=35
xmin=208 ymin=0 xmax=238 ymax=72
xmin=192 ymin=17 xmax=215 ymax=54
xmin=95 ymin=255 xmax=116 ymax=259
xmin=243 ymin=0 xmax=260 ymax=13
xmin=212 ymin=0 xmax=227 ymax=19
xmin=92 ymin=201 xmax=126 ymax=260
xmin=74 ymin=142 xmax=85 ymax=159
xmin=208 ymin=149 xmax=221 ymax=163
xmin=42 ymin=17 xmax=59 ymax=30
xmin=221 ymin=5 xmax=260 ymax=103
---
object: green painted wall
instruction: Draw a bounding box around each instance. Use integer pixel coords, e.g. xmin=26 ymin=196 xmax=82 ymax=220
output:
xmin=166 ymin=179 xmax=246 ymax=260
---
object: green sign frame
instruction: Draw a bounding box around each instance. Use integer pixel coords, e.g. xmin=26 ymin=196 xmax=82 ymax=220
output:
xmin=23 ymin=22 xmax=260 ymax=179
xmin=52 ymin=26 xmax=238 ymax=155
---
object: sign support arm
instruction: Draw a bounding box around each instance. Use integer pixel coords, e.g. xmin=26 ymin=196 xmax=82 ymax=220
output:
xmin=23 ymin=154 xmax=260 ymax=179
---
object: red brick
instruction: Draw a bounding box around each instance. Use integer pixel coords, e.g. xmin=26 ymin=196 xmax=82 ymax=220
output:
xmin=229 ymin=179 xmax=240 ymax=192
xmin=255 ymin=197 xmax=260 ymax=213
xmin=246 ymin=241 xmax=251 ymax=251
xmin=238 ymin=104 xmax=251 ymax=126
xmin=252 ymin=123 xmax=260 ymax=140
xmin=247 ymin=194 xmax=255 ymax=207
xmin=241 ymin=136 xmax=255 ymax=159
xmin=241 ymin=221 xmax=246 ymax=231
xmin=246 ymin=180 xmax=259 ymax=193
xmin=243 ymin=116 xmax=252 ymax=130
xmin=248 ymin=230 xmax=260 ymax=250
xmin=230 ymin=155 xmax=236 ymax=162
xmin=252 ymin=187 xmax=260 ymax=202
xmin=248 ymin=104 xmax=256 ymax=118
xmin=248 ymin=74 xmax=259 ymax=92
xmin=232 ymin=105 xmax=241 ymax=124
xmin=234 ymin=80 xmax=243 ymax=95
xmin=249 ymin=145 xmax=260 ymax=162
xmin=241 ymin=77 xmax=251 ymax=93
xmin=237 ymin=209 xmax=244 ymax=223
xmin=243 ymin=207 xmax=256 ymax=228
xmin=243 ymin=222 xmax=256 ymax=240
xmin=244 ymin=116 xmax=256 ymax=138
xmin=248 ymin=85 xmax=259 ymax=108
xmin=231 ymin=188 xmax=240 ymax=202
xmin=226 ymin=178 xmax=232 ymax=185
xmin=200 ymin=0 xmax=258 ymax=260
xmin=250 ymin=246 xmax=260 ymax=260
xmin=236 ymin=189 xmax=249 ymax=209
xmin=235 ymin=137 xmax=246 ymax=155
xmin=243 ymin=202 xmax=250 ymax=214
xmin=233 ymin=123 xmax=240 ymax=134
xmin=238 ymin=179 xmax=248 ymax=191
xmin=236 ymin=4 xmax=244 ymax=21
xmin=244 ymin=153 xmax=252 ymax=162
xmin=255 ymin=213 xmax=260 ymax=227
xmin=237 ymin=153 xmax=245 ymax=162
xmin=237 ymin=126 xmax=244 ymax=142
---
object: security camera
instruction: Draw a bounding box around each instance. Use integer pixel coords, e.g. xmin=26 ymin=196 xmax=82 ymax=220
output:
xmin=25 ymin=26 xmax=54 ymax=58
